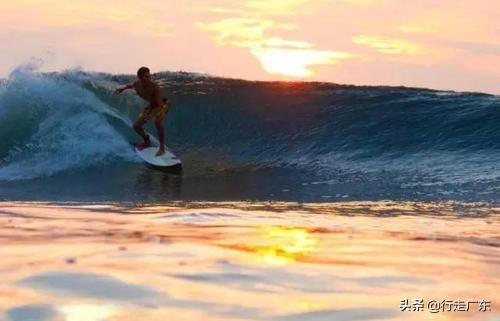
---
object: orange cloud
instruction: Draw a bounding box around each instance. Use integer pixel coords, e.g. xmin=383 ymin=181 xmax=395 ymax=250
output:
xmin=198 ymin=18 xmax=295 ymax=48
xmin=353 ymin=35 xmax=422 ymax=55
xmin=0 ymin=1 xmax=173 ymax=37
xmin=199 ymin=17 xmax=356 ymax=78
xmin=195 ymin=0 xmax=328 ymax=17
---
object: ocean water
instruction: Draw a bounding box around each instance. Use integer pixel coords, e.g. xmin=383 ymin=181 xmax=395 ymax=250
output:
xmin=0 ymin=202 xmax=498 ymax=321
xmin=0 ymin=64 xmax=498 ymax=202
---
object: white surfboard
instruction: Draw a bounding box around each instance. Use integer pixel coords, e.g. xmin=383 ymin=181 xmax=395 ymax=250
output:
xmin=135 ymin=145 xmax=182 ymax=167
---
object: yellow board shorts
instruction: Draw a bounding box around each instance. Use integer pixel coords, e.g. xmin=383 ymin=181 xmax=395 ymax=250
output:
xmin=137 ymin=99 xmax=170 ymax=123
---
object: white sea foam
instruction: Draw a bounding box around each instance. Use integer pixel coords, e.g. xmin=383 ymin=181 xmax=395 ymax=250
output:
xmin=0 ymin=64 xmax=136 ymax=180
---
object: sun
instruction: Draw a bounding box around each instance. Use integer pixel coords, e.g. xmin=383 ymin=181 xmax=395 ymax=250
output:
xmin=252 ymin=46 xmax=353 ymax=78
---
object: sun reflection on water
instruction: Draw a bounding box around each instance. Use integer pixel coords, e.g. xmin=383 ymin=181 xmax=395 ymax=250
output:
xmin=254 ymin=226 xmax=317 ymax=265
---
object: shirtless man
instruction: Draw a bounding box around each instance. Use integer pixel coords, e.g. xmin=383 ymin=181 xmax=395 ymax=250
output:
xmin=115 ymin=66 xmax=170 ymax=156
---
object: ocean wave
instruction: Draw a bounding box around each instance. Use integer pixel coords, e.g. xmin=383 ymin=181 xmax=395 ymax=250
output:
xmin=0 ymin=65 xmax=499 ymax=188
xmin=0 ymin=65 xmax=135 ymax=180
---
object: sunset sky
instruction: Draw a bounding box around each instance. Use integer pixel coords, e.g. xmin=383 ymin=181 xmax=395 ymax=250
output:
xmin=1 ymin=0 xmax=499 ymax=94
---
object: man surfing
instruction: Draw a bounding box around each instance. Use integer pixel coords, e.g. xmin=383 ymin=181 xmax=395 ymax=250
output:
xmin=115 ymin=67 xmax=170 ymax=156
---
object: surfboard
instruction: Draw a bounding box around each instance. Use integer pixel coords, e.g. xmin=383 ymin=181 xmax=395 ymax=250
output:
xmin=134 ymin=145 xmax=182 ymax=168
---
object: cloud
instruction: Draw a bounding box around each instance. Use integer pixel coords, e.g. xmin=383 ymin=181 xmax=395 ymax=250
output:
xmin=353 ymin=35 xmax=422 ymax=55
xmin=199 ymin=17 xmax=357 ymax=78
xmin=0 ymin=1 xmax=173 ymax=38
xmin=198 ymin=18 xmax=295 ymax=48
xmin=194 ymin=0 xmax=328 ymax=17
xmin=339 ymin=0 xmax=381 ymax=5
xmin=197 ymin=1 xmax=360 ymax=78
xmin=264 ymin=38 xmax=314 ymax=49
xmin=242 ymin=0 xmax=311 ymax=15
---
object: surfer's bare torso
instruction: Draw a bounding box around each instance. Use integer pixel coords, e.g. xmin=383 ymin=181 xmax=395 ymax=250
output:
xmin=133 ymin=80 xmax=164 ymax=108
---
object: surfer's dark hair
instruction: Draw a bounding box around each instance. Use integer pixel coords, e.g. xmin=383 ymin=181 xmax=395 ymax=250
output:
xmin=137 ymin=66 xmax=150 ymax=77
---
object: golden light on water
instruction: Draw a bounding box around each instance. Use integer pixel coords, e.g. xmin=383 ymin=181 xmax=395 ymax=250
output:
xmin=255 ymin=226 xmax=317 ymax=265
xmin=1 ymin=202 xmax=498 ymax=321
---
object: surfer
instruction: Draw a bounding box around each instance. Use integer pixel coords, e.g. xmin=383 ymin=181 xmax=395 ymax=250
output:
xmin=115 ymin=67 xmax=170 ymax=156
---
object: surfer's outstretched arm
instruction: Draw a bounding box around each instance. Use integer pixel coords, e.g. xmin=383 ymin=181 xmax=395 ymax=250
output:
xmin=115 ymin=83 xmax=134 ymax=94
